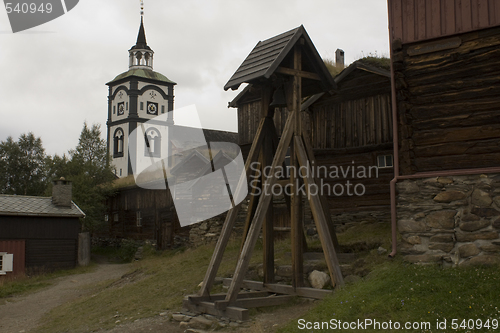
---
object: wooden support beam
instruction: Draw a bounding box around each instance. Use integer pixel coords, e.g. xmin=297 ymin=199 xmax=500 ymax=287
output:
xmin=294 ymin=135 xmax=344 ymax=287
xmin=222 ymin=278 xmax=333 ymax=300
xmin=215 ymin=295 xmax=294 ymax=310
xmin=239 ymin=176 xmax=261 ymax=254
xmin=188 ymin=291 xmax=271 ymax=304
xmin=262 ymin=126 xmax=275 ymax=284
xmin=302 ymin=133 xmax=340 ymax=252
xmin=183 ymin=298 xmax=249 ymax=321
xmin=225 ymin=113 xmax=296 ymax=303
xmin=291 ymin=44 xmax=304 ymax=289
xmin=276 ymin=67 xmax=321 ymax=81
xmin=199 ymin=117 xmax=270 ymax=297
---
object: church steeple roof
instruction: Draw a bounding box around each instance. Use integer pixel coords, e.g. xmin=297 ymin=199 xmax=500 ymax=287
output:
xmin=130 ymin=17 xmax=151 ymax=51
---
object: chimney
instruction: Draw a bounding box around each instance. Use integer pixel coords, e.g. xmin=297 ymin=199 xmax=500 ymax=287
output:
xmin=335 ymin=49 xmax=345 ymax=68
xmin=52 ymin=177 xmax=73 ymax=208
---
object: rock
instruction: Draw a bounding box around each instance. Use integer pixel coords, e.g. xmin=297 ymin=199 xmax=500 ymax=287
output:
xmin=134 ymin=247 xmax=143 ymax=260
xmin=433 ymin=190 xmax=466 ymax=203
xmin=460 ymin=255 xmax=500 ymax=267
xmin=437 ymin=177 xmax=454 ymax=184
xmin=306 ymin=227 xmax=317 ymax=236
xmin=399 ymin=242 xmax=427 ymax=255
xmin=493 ymin=217 xmax=500 ymax=229
xmin=398 ymin=219 xmax=428 ymax=233
xmin=430 ymin=234 xmax=454 ymax=243
xmin=344 ymin=275 xmax=361 ymax=284
xmin=471 ymin=207 xmax=500 ymax=218
xmin=479 ymin=243 xmax=500 ymax=252
xmin=459 ymin=244 xmax=480 ymax=258
xmin=309 ymin=270 xmax=330 ymax=289
xmin=459 ymin=220 xmax=491 ymax=232
xmin=404 ymin=254 xmax=443 ymax=263
xmin=403 ymin=235 xmax=421 ymax=245
xmin=426 ymin=210 xmax=456 ymax=229
xmin=456 ymin=231 xmax=499 ymax=242
xmin=172 ymin=313 xmax=190 ymax=322
xmin=377 ymin=246 xmax=388 ymax=255
xmin=189 ymin=316 xmax=214 ymax=329
xmin=461 ymin=214 xmax=480 ymax=222
xmin=493 ymin=196 xmax=500 ymax=208
xmin=398 ymin=182 xmax=420 ymax=193
xmin=199 ymin=222 xmax=208 ymax=231
xmin=276 ymin=265 xmax=293 ymax=277
xmin=471 ymin=189 xmax=492 ymax=207
xmin=179 ymin=322 xmax=191 ymax=330
xmin=428 ymin=243 xmax=454 ymax=252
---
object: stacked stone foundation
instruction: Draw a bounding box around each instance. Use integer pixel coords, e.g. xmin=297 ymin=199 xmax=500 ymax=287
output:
xmin=397 ymin=173 xmax=500 ymax=266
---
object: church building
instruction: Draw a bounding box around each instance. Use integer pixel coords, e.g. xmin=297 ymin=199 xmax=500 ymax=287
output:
xmin=106 ymin=18 xmax=176 ymax=178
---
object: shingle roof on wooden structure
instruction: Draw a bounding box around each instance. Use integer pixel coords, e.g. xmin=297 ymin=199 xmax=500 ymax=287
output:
xmin=0 ymin=195 xmax=85 ymax=218
xmin=224 ymin=25 xmax=335 ymax=95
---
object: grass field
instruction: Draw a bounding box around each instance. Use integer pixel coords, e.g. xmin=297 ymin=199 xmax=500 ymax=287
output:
xmin=3 ymin=222 xmax=499 ymax=332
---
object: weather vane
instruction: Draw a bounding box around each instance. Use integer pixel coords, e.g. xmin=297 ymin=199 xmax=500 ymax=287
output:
xmin=140 ymin=0 xmax=144 ymax=18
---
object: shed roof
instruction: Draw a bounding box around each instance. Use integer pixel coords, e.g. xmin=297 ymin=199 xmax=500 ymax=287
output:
xmin=0 ymin=195 xmax=85 ymax=218
xmin=224 ymin=25 xmax=335 ymax=94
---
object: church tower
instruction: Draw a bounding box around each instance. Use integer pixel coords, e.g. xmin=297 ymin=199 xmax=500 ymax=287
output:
xmin=106 ymin=17 xmax=176 ymax=178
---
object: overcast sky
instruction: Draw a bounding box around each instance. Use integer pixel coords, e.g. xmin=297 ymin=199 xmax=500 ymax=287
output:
xmin=0 ymin=0 xmax=389 ymax=157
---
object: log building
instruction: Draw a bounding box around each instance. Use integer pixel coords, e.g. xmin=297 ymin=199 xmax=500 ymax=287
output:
xmin=230 ymin=59 xmax=394 ymax=225
xmin=388 ymin=0 xmax=500 ymax=265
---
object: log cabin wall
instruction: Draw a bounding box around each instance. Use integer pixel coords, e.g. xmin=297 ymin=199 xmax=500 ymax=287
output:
xmin=307 ymin=66 xmax=393 ymax=219
xmin=393 ymin=26 xmax=500 ymax=175
xmin=105 ymin=185 xmax=187 ymax=248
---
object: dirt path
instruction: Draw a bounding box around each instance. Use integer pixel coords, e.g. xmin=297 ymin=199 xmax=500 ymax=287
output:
xmin=0 ymin=263 xmax=131 ymax=333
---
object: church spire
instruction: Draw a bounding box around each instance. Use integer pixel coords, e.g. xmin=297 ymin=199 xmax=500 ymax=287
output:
xmin=128 ymin=1 xmax=153 ymax=69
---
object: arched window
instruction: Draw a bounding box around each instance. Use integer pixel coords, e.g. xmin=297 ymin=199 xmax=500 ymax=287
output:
xmin=113 ymin=128 xmax=124 ymax=158
xmin=144 ymin=127 xmax=161 ymax=158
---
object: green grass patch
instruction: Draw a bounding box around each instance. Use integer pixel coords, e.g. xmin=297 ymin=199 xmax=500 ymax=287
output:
xmin=277 ymin=259 xmax=500 ymax=332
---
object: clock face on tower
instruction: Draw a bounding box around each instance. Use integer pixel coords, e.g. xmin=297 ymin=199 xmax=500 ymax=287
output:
xmin=117 ymin=102 xmax=125 ymax=116
xmin=147 ymin=102 xmax=158 ymax=115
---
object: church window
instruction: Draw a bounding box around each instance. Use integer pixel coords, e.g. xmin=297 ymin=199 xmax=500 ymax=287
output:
xmin=113 ymin=128 xmax=124 ymax=158
xmin=144 ymin=127 xmax=161 ymax=158
xmin=126 ymin=102 xmax=129 ymax=110
xmin=140 ymin=102 xmax=144 ymax=110
xmin=161 ymin=105 xmax=165 ymax=114
xmin=113 ymin=106 xmax=116 ymax=114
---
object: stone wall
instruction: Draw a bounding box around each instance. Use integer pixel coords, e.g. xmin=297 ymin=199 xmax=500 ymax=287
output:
xmin=397 ymin=173 xmax=500 ymax=266
xmin=189 ymin=202 xmax=247 ymax=247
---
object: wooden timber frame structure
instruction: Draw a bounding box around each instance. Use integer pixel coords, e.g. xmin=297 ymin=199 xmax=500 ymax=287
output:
xmin=184 ymin=26 xmax=344 ymax=321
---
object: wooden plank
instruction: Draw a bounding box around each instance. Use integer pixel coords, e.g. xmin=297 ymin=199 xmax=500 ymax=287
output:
xmin=215 ymin=295 xmax=295 ymax=310
xmin=476 ymin=0 xmax=489 ymax=28
xmin=188 ymin=291 xmax=271 ymax=304
xmin=390 ymin=0 xmax=404 ymax=42
xmin=198 ymin=117 xmax=269 ymax=297
xmin=225 ymin=113 xmax=296 ymax=303
xmin=294 ymin=136 xmax=344 ymax=287
xmin=490 ymin=0 xmax=500 ymax=26
xmin=416 ymin=0 xmax=426 ymax=40
xmin=430 ymin=0 xmax=442 ymax=38
xmin=276 ymin=67 xmax=321 ymax=80
xmin=182 ymin=298 xmax=249 ymax=321
xmin=403 ymin=0 xmax=416 ymax=43
xmin=222 ymin=278 xmax=334 ymax=300
xmin=461 ymin=0 xmax=473 ymax=32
